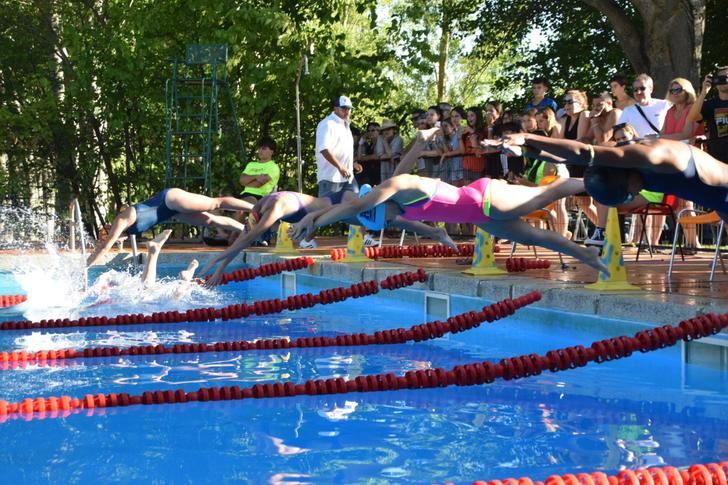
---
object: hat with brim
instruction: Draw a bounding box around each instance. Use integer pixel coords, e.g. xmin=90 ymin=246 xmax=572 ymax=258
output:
xmin=380 ymin=119 xmax=398 ymax=131
xmin=356 ymin=184 xmax=386 ymax=230
xmin=333 ymin=95 xmax=354 ymax=109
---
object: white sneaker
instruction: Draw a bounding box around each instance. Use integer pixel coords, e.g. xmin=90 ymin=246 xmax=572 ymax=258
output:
xmin=584 ymin=228 xmax=606 ymax=247
xmin=363 ymin=233 xmax=379 ymax=247
xmin=299 ymin=239 xmax=318 ymax=249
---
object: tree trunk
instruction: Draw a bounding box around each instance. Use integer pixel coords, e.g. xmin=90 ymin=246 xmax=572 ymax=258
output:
xmin=36 ymin=0 xmax=78 ymax=211
xmin=581 ymin=0 xmax=706 ymax=92
xmin=437 ymin=1 xmax=451 ymax=103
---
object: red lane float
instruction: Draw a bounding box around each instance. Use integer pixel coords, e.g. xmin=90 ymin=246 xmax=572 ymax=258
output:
xmin=207 ymin=257 xmax=314 ymax=286
xmin=474 ymin=460 xmax=728 ymax=485
xmin=505 ymin=258 xmax=551 ymax=273
xmin=0 ymin=295 xmax=27 ymax=308
xmin=331 ymin=243 xmax=485 ymax=261
xmin=1 ymin=311 xmax=725 ymax=422
xmin=0 ymin=270 xmax=427 ymax=331
xmin=0 ymin=291 xmax=541 ymax=368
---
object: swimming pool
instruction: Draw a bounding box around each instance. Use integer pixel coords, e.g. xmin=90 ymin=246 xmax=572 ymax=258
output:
xmin=0 ymin=265 xmax=726 ymax=483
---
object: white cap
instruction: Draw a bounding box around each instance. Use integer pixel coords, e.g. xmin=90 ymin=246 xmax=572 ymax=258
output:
xmin=333 ymin=95 xmax=353 ymax=109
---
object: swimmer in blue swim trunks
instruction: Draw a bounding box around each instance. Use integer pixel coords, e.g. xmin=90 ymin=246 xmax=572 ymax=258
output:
xmin=87 ymin=188 xmax=254 ymax=266
xmin=489 ymin=132 xmax=728 ymax=219
xmin=198 ymin=189 xmax=456 ymax=286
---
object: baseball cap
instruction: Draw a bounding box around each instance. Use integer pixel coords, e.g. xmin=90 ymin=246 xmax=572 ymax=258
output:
xmin=356 ymin=184 xmax=386 ymax=230
xmin=333 ymin=95 xmax=354 ymax=109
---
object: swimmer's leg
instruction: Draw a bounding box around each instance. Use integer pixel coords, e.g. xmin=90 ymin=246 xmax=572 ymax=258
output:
xmin=179 ymin=259 xmax=199 ymax=281
xmin=165 ymin=189 xmax=253 ymax=213
xmin=141 ymin=229 xmax=172 ymax=286
xmin=479 ymin=219 xmax=608 ymax=274
xmin=176 ymin=212 xmax=246 ymax=233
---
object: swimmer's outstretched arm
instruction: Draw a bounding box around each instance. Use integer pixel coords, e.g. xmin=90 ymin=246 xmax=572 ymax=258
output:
xmin=200 ymin=206 xmax=284 ymax=287
xmin=290 ymin=175 xmax=416 ymax=240
xmin=505 ymin=133 xmax=640 ymax=169
xmin=87 ymin=208 xmax=136 ymax=266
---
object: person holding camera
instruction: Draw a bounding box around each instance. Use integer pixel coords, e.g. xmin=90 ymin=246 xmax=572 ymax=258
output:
xmin=688 ymin=66 xmax=728 ymax=164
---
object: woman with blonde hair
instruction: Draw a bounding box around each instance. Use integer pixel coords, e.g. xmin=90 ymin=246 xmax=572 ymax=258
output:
xmin=660 ymin=77 xmax=702 ymax=250
xmin=536 ymin=107 xmax=561 ymax=138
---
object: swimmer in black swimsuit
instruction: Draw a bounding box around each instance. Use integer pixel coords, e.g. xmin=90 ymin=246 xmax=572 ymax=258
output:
xmin=87 ymin=188 xmax=254 ymax=266
xmin=199 ymin=189 xmax=456 ymax=286
xmin=488 ymin=133 xmax=728 ymax=220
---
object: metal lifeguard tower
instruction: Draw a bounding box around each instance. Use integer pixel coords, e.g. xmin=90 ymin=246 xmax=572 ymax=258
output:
xmin=164 ymin=44 xmax=244 ymax=196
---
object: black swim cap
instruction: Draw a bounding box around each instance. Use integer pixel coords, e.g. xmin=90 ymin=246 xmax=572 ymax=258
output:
xmin=584 ymin=166 xmax=634 ymax=206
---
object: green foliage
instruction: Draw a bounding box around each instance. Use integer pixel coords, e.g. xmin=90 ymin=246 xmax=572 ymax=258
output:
xmin=0 ymin=0 xmax=721 ymax=234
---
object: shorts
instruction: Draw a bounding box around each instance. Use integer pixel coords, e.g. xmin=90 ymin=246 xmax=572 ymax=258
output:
xmin=442 ymin=156 xmax=465 ymax=182
xmin=318 ymin=179 xmax=359 ymax=198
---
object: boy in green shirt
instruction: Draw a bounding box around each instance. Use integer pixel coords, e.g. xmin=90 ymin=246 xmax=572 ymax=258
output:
xmin=239 ymin=136 xmax=280 ymax=204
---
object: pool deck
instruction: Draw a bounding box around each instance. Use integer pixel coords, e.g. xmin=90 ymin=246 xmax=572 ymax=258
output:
xmin=1 ymin=233 xmax=727 ymax=325
xmin=13 ymin=233 xmax=722 ymax=327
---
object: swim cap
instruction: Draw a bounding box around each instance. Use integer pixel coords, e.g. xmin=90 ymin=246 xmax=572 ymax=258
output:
xmin=584 ymin=166 xmax=633 ymax=206
xmin=356 ymin=184 xmax=386 ymax=230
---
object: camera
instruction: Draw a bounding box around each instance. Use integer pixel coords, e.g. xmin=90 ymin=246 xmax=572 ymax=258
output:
xmin=706 ymin=73 xmax=728 ymax=86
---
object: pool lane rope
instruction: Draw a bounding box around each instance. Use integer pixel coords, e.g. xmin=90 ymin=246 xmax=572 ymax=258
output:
xmin=0 ymin=295 xmax=27 ymax=308
xmin=476 ymin=460 xmax=728 ymax=485
xmin=331 ymin=243 xmax=480 ymax=261
xmin=0 ymin=291 xmax=541 ymax=369
xmin=1 ymin=310 xmax=725 ymax=422
xmin=206 ymin=256 xmax=315 ymax=286
xmin=0 ymin=269 xmax=428 ymax=331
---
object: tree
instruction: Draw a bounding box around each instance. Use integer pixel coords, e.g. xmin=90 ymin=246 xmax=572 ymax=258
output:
xmin=581 ymin=0 xmax=706 ymax=91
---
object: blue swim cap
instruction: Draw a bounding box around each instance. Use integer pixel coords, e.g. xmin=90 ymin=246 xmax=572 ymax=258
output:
xmin=356 ymin=184 xmax=386 ymax=230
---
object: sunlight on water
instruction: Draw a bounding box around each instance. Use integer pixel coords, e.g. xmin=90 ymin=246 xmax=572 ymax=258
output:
xmin=2 ymin=205 xmax=222 ymax=321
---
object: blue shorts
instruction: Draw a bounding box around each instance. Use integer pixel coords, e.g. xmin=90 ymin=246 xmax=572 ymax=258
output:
xmin=126 ymin=189 xmax=178 ymax=235
xmin=318 ymin=179 xmax=359 ymax=199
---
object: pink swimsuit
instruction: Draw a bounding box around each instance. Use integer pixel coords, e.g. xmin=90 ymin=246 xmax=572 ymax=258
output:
xmin=400 ymin=178 xmax=493 ymax=224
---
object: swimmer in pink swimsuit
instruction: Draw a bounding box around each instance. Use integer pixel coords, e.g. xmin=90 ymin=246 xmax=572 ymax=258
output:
xmin=199 ymin=189 xmax=457 ymax=286
xmin=291 ymin=128 xmax=608 ymax=274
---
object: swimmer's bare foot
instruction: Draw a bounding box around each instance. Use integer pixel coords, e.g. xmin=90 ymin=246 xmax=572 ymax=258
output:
xmin=179 ymin=259 xmax=199 ymax=281
xmin=416 ymin=127 xmax=440 ymax=144
xmin=434 ymin=227 xmax=457 ymax=250
xmin=147 ymin=229 xmax=172 ymax=255
xmin=584 ymin=245 xmax=609 ymax=276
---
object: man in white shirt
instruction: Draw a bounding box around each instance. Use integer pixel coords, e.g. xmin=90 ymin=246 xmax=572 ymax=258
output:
xmin=303 ymin=95 xmax=369 ymax=248
xmin=316 ymin=95 xmax=359 ymax=193
xmin=618 ymin=73 xmax=670 ymax=137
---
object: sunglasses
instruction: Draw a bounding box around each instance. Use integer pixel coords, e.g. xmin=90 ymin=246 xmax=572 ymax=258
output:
xmin=564 ymin=99 xmax=575 ymax=105
xmin=669 ymin=86 xmax=684 ymax=95
xmin=633 ymin=86 xmax=647 ymax=93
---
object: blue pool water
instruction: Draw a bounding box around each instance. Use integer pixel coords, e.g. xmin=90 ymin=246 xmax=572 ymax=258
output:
xmin=0 ymin=266 xmax=726 ymax=483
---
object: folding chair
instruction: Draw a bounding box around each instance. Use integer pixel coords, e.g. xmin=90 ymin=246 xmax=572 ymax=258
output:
xmin=629 ymin=193 xmax=682 ymax=261
xmin=668 ymin=209 xmax=726 ymax=280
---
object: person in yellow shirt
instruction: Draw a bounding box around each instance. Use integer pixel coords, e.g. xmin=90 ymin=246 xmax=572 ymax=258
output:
xmin=239 ymin=137 xmax=280 ymax=205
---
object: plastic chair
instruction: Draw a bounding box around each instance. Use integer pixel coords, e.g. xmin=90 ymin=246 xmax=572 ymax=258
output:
xmin=668 ymin=209 xmax=726 ymax=280
xmin=629 ymin=193 xmax=682 ymax=261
